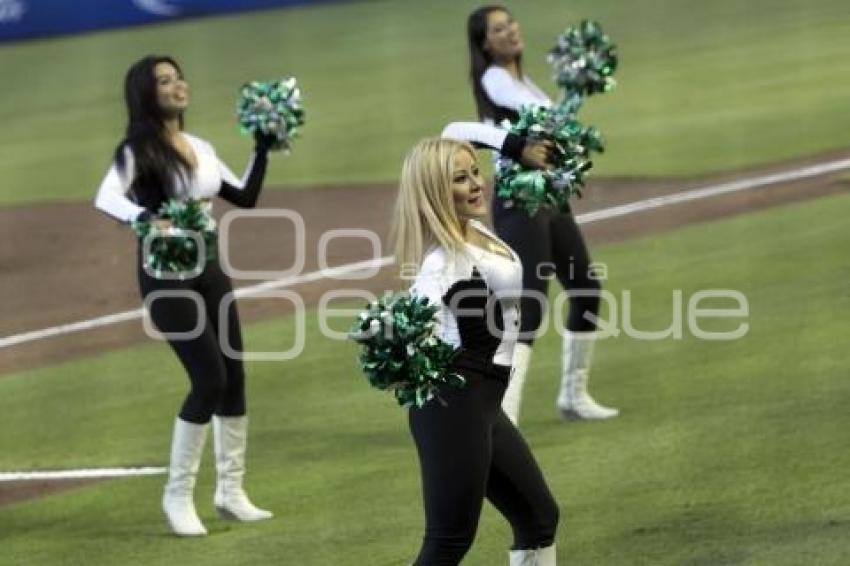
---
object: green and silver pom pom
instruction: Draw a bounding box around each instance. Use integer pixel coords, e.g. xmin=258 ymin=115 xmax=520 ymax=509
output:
xmin=349 ymin=293 xmax=465 ymax=408
xmin=131 ymin=199 xmax=217 ymax=278
xmin=236 ymin=77 xmax=305 ymax=152
xmin=548 ymin=19 xmax=617 ymax=97
xmin=496 ymin=104 xmax=603 ymax=216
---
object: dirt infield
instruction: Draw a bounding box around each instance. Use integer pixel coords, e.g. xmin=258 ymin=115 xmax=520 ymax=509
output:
xmin=1 ymin=150 xmax=849 ymax=378
xmin=1 ymin=150 xmax=849 ymax=507
xmin=0 ymin=478 xmax=103 ymax=507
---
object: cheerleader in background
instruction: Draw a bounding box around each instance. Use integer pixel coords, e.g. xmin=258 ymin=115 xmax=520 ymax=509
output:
xmin=466 ymin=5 xmax=619 ymax=424
xmin=95 ymin=55 xmax=274 ymax=536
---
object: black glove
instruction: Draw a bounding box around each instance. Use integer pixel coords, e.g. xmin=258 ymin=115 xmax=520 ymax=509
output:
xmin=548 ymin=142 xmax=565 ymax=165
xmin=135 ymin=210 xmax=154 ymax=223
xmin=253 ymin=131 xmax=278 ymax=153
xmin=501 ymin=133 xmax=526 ymax=163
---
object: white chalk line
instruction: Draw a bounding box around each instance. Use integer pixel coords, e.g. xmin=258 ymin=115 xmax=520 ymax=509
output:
xmin=0 ymin=256 xmax=395 ymax=349
xmin=0 ymin=467 xmax=166 ymax=482
xmin=3 ymin=157 xmax=850 ymax=482
xmin=575 ymin=158 xmax=850 ymax=223
xmin=2 ymin=157 xmax=849 ymax=352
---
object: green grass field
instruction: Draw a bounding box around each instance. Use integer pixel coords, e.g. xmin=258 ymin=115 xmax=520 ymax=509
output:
xmin=0 ymin=0 xmax=848 ymax=205
xmin=2 ymin=191 xmax=849 ymax=565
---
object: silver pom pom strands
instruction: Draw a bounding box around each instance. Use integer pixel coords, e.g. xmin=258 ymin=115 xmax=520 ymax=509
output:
xmin=548 ymin=19 xmax=617 ymax=98
xmin=496 ymin=19 xmax=618 ymax=216
xmin=495 ymin=104 xmax=603 ymax=216
xmin=236 ymin=77 xmax=305 ymax=152
xmin=131 ymin=199 xmax=217 ymax=279
xmin=349 ymin=293 xmax=465 ymax=408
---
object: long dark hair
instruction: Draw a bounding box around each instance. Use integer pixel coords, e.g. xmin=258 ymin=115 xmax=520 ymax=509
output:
xmin=467 ymin=5 xmax=522 ymax=121
xmin=114 ymin=55 xmax=193 ymax=209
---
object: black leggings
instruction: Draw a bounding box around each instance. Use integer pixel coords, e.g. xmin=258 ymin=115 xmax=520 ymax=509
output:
xmin=493 ymin=197 xmax=601 ymax=341
xmin=138 ymin=254 xmax=246 ymax=424
xmin=409 ymin=368 xmax=559 ymax=565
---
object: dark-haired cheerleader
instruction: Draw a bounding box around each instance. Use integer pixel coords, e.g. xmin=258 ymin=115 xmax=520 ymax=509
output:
xmin=466 ymin=6 xmax=619 ymax=425
xmin=94 ymin=55 xmax=273 ymax=536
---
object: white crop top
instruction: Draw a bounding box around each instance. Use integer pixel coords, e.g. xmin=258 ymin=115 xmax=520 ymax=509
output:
xmin=94 ymin=133 xmax=257 ymax=223
xmin=410 ymin=220 xmax=522 ymax=367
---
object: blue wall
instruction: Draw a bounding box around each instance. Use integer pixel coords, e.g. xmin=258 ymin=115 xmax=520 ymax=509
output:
xmin=0 ymin=0 xmax=322 ymax=43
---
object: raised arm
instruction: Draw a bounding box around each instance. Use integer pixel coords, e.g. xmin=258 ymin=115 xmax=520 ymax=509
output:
xmin=216 ymin=137 xmax=274 ymax=208
xmin=441 ymin=122 xmax=526 ymax=161
xmin=441 ymin=121 xmax=554 ymax=170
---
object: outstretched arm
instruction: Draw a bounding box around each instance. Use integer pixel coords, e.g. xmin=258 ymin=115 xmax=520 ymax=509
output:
xmin=441 ymin=122 xmax=554 ymax=169
xmin=441 ymin=122 xmax=526 ymax=161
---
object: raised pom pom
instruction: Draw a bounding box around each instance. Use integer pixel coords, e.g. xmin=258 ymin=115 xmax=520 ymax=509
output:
xmin=236 ymin=77 xmax=305 ymax=152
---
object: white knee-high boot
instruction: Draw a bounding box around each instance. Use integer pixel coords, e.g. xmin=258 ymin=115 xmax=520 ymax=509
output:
xmin=212 ymin=415 xmax=273 ymax=522
xmin=163 ymin=417 xmax=209 ymax=537
xmin=557 ymin=331 xmax=619 ymax=420
xmin=509 ymin=544 xmax=556 ymax=565
xmin=502 ymin=343 xmax=533 ymax=425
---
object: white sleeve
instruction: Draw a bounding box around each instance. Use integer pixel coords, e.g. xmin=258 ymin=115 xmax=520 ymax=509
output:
xmin=441 ymin=122 xmax=508 ymax=151
xmin=481 ymin=66 xmax=548 ymax=112
xmin=93 ymin=147 xmax=147 ymax=223
xmin=410 ymin=250 xmax=461 ymax=349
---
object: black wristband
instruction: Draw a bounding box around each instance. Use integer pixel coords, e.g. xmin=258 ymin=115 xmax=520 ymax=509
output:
xmin=501 ymin=133 xmax=526 ymax=162
xmin=253 ymin=132 xmax=276 ymax=153
xmin=134 ymin=210 xmax=153 ymax=223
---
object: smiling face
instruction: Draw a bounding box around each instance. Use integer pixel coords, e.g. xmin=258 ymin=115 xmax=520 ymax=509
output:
xmin=154 ymin=61 xmax=189 ymax=117
xmin=483 ymin=9 xmax=523 ymax=63
xmin=451 ymin=148 xmax=487 ymax=222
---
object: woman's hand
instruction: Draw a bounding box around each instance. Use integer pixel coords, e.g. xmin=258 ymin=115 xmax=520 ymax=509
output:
xmin=153 ymin=218 xmax=174 ymax=231
xmin=254 ymin=131 xmax=278 ymax=153
xmin=520 ymin=139 xmax=557 ymax=170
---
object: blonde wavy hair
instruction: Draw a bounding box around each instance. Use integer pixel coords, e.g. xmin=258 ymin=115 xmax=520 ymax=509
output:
xmin=391 ymin=137 xmax=476 ymax=272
